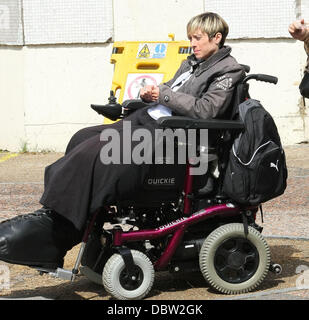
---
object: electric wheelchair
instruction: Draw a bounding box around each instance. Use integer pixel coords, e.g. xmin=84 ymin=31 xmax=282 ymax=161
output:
xmin=37 ymin=66 xmax=283 ymax=300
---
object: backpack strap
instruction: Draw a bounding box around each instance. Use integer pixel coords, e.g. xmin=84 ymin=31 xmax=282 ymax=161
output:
xmin=241 ymin=211 xmax=249 ymax=238
xmin=259 ymin=205 xmax=264 ymax=223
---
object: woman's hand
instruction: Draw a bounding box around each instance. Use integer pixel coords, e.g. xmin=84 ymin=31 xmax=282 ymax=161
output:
xmin=140 ymin=85 xmax=160 ymax=102
xmin=289 ymin=19 xmax=309 ymax=41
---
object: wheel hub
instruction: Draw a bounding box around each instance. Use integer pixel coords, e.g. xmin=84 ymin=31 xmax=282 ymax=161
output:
xmin=228 ymin=251 xmax=246 ymax=268
xmin=214 ymin=237 xmax=259 ymax=284
xmin=119 ymin=266 xmax=144 ymax=291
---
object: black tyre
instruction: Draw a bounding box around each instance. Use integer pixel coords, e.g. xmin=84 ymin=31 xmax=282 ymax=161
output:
xmin=199 ymin=223 xmax=270 ymax=294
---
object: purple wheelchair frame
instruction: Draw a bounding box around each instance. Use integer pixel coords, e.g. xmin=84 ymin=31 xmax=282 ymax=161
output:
xmin=90 ymin=161 xmax=258 ymax=272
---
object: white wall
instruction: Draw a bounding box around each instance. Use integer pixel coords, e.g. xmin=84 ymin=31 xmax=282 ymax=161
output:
xmin=23 ymin=45 xmax=114 ymax=152
xmin=0 ymin=47 xmax=24 ymax=151
xmin=228 ymin=39 xmax=308 ymax=145
xmin=114 ymin=0 xmax=204 ymax=41
xmin=0 ymin=0 xmax=308 ymax=151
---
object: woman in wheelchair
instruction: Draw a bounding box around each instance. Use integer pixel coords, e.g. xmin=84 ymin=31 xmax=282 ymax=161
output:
xmin=0 ymin=13 xmax=245 ymax=274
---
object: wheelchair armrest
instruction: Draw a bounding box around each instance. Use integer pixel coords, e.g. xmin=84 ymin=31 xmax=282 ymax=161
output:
xmin=122 ymin=99 xmax=148 ymax=110
xmin=157 ymin=116 xmax=244 ymax=131
xmin=91 ymin=103 xmax=122 ymax=121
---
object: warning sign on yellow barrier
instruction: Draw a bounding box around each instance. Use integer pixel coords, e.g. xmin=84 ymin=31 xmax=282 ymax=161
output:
xmin=137 ymin=43 xmax=168 ymax=59
xmin=123 ymin=73 xmax=164 ymax=101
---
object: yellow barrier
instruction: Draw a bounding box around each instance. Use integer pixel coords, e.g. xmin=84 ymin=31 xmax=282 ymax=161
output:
xmin=104 ymin=35 xmax=192 ymax=124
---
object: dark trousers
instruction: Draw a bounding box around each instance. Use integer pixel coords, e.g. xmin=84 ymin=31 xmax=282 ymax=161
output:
xmin=40 ymin=108 xmax=159 ymax=230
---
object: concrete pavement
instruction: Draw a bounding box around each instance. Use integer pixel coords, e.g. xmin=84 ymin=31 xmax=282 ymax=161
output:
xmin=0 ymin=145 xmax=308 ymax=300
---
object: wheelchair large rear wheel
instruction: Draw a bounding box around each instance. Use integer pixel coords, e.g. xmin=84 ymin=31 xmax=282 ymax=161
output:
xmin=199 ymin=223 xmax=270 ymax=294
xmin=102 ymin=249 xmax=154 ymax=300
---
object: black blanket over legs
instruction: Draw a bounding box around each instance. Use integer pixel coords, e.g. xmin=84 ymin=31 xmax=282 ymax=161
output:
xmin=40 ymin=107 xmax=164 ymax=230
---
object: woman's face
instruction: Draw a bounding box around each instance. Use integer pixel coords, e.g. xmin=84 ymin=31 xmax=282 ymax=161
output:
xmin=189 ymin=29 xmax=222 ymax=60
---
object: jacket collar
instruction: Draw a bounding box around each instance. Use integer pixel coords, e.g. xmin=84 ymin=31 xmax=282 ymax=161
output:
xmin=187 ymin=46 xmax=232 ymax=76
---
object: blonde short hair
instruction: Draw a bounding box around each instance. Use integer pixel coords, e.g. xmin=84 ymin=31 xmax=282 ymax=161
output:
xmin=187 ymin=12 xmax=229 ymax=48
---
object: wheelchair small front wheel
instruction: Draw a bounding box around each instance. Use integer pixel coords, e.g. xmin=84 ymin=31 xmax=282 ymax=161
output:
xmin=102 ymin=250 xmax=154 ymax=300
xmin=199 ymin=223 xmax=270 ymax=295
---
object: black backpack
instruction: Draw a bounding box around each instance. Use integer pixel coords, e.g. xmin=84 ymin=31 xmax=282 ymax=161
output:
xmin=222 ymin=99 xmax=288 ymax=206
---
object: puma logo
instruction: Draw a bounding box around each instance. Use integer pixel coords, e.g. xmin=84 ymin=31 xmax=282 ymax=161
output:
xmin=270 ymin=160 xmax=279 ymax=172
